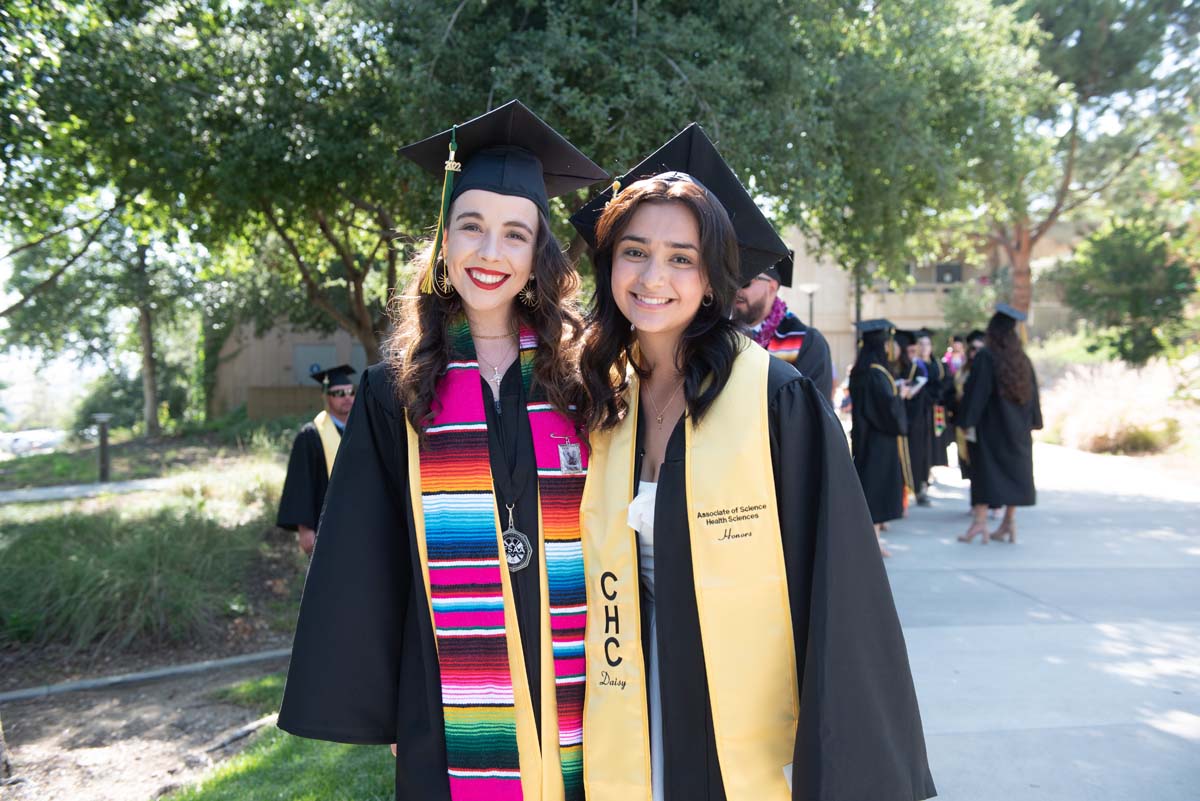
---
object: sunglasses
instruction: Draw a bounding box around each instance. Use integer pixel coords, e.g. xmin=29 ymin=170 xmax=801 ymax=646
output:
xmin=326 ymin=388 xmax=356 ymax=398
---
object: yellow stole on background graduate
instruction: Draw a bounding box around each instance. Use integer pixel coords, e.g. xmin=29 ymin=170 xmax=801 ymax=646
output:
xmin=581 ymin=341 xmax=800 ymax=801
xmin=312 ymin=410 xmax=341 ymax=478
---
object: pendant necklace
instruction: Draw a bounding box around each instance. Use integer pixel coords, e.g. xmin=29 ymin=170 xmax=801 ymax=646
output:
xmin=644 ymin=378 xmax=684 ymax=428
xmin=476 ymin=340 xmax=517 ymax=395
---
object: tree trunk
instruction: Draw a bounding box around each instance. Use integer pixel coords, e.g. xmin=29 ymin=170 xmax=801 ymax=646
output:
xmin=1009 ymin=222 xmax=1035 ymax=315
xmin=133 ymin=246 xmax=161 ymax=438
xmin=138 ymin=302 xmax=161 ymax=437
xmin=0 ymin=712 xmax=11 ymax=779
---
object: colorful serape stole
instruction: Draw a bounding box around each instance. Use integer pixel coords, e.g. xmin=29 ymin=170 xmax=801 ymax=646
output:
xmin=419 ymin=320 xmax=587 ymax=801
xmin=765 ymin=325 xmax=806 ymax=363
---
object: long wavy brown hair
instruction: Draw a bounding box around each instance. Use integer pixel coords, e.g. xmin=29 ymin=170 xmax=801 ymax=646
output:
xmin=985 ymin=312 xmax=1034 ymax=405
xmin=386 ymin=207 xmax=584 ymax=439
xmin=579 ymin=176 xmax=743 ymax=431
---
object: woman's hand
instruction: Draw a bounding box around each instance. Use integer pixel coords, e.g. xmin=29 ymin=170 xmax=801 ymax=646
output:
xmin=390 ymin=744 xmax=398 ymax=757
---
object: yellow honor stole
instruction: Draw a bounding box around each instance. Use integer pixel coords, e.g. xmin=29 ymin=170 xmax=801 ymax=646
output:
xmin=312 ymin=410 xmax=341 ymax=478
xmin=581 ymin=341 xmax=800 ymax=800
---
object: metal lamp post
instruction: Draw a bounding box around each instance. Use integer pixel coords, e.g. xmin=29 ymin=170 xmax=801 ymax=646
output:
xmin=793 ymin=282 xmax=821 ymax=324
xmin=92 ymin=413 xmax=114 ymax=482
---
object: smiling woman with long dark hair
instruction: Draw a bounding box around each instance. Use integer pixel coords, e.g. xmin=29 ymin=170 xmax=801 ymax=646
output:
xmin=276 ymin=101 xmax=607 ymax=801
xmin=571 ymin=125 xmax=935 ymax=801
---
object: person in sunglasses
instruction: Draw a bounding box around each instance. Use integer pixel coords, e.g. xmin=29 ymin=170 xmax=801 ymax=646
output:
xmin=276 ymin=363 xmax=356 ymax=555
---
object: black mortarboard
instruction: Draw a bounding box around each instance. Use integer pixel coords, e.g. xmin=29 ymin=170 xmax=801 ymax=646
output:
xmin=967 ymin=329 xmax=986 ymax=342
xmin=399 ymin=100 xmax=608 ymax=293
xmin=569 ymin=123 xmax=791 ymax=286
xmin=994 ymin=303 xmax=1027 ymax=322
xmin=916 ymin=328 xmax=935 ymax=339
xmin=856 ymin=318 xmax=894 ymax=333
xmin=310 ymin=364 xmax=356 ymax=390
xmin=759 ymin=249 xmax=793 ymax=286
xmin=894 ymin=329 xmax=917 ymax=349
xmin=399 ymin=100 xmax=607 ymax=215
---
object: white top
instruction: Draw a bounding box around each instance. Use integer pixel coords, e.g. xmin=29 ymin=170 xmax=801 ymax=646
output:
xmin=627 ymin=480 xmax=658 ymax=596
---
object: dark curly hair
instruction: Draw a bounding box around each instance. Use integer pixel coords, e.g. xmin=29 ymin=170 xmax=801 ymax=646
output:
xmin=985 ymin=312 xmax=1034 ymax=405
xmin=579 ymin=176 xmax=743 ymax=432
xmin=386 ymin=206 xmax=584 ymax=439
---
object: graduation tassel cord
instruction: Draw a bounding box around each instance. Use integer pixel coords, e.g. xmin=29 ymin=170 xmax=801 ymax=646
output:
xmin=423 ymin=125 xmax=461 ymax=295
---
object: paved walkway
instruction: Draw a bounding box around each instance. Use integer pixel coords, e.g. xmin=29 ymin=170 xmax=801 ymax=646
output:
xmin=885 ymin=443 xmax=1200 ymax=801
xmin=0 ymin=477 xmax=172 ymax=505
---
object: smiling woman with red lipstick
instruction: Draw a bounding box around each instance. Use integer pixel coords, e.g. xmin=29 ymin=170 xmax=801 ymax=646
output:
xmin=570 ymin=125 xmax=935 ymax=801
xmin=277 ymin=101 xmax=608 ymax=801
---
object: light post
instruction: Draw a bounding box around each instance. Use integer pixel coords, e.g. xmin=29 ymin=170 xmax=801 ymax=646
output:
xmin=793 ymin=282 xmax=820 ymax=325
xmin=92 ymin=413 xmax=114 ymax=482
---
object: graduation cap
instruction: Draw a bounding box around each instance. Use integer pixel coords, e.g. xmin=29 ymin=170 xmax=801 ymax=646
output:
xmin=399 ymin=99 xmax=608 ymax=293
xmin=893 ymin=329 xmax=917 ymax=349
xmin=760 ymin=249 xmax=793 ymax=287
xmin=967 ymin=329 xmax=986 ymax=343
xmin=569 ymin=123 xmax=790 ymax=286
xmin=856 ymin=318 xmax=894 ymax=334
xmin=916 ymin=328 xmax=936 ymax=339
xmin=310 ymin=364 xmax=356 ymax=390
xmin=994 ymin=302 xmax=1027 ymax=322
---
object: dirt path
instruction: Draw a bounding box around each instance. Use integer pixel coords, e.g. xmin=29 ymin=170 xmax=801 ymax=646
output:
xmin=1 ymin=658 xmax=289 ymax=801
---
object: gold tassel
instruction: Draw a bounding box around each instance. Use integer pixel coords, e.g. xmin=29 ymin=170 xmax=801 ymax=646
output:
xmin=422 ymin=125 xmax=461 ymax=294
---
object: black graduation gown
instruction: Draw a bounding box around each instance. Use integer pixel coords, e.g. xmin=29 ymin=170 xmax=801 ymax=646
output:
xmin=957 ymin=348 xmax=1042 ymax=507
xmin=277 ymin=362 xmax=544 ymax=800
xmin=849 ymin=363 xmax=909 ymax=524
xmin=775 ymin=314 xmax=834 ymax=401
xmin=903 ymin=362 xmax=934 ymax=489
xmin=635 ymin=357 xmax=934 ymax=801
xmin=276 ymin=423 xmax=334 ymax=531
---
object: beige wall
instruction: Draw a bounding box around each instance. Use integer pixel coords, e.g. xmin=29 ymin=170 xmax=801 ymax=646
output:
xmin=212 ymin=323 xmax=370 ymax=419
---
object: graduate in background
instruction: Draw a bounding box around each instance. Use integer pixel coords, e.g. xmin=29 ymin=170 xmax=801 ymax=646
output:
xmin=896 ymin=329 xmax=934 ymax=506
xmin=920 ymin=330 xmax=953 ymax=472
xmin=957 ymin=305 xmax=1042 ymax=544
xmin=571 ymin=126 xmax=933 ymax=801
xmin=276 ymin=364 xmax=356 ymax=555
xmin=953 ymin=329 xmax=986 ymax=481
xmin=849 ymin=319 xmax=915 ymax=555
xmin=732 ymin=253 xmax=834 ymax=400
xmin=277 ymin=101 xmax=607 ymax=801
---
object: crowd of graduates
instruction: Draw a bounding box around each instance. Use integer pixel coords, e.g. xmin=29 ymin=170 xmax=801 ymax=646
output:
xmin=845 ymin=307 xmax=1042 ymax=556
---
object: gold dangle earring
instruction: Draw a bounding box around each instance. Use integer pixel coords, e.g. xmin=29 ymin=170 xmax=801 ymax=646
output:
xmin=519 ymin=280 xmax=538 ymax=308
xmin=432 ymin=255 xmax=455 ymax=298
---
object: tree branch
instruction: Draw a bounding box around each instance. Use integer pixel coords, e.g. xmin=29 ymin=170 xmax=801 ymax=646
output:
xmin=261 ymin=203 xmax=358 ymax=333
xmin=314 ymin=208 xmax=360 ymax=281
xmin=1 ymin=199 xmax=126 ymax=261
xmin=663 ymin=55 xmax=719 ymax=141
xmin=1050 ymin=138 xmax=1153 ymax=224
xmin=0 ymin=205 xmax=118 ymax=318
xmin=431 ymin=0 xmax=470 ymax=71
xmin=1032 ymin=104 xmax=1080 ymax=242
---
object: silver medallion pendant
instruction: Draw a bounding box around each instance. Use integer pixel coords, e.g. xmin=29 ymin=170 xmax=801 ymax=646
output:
xmin=503 ymin=524 xmax=533 ymax=573
xmin=557 ymin=442 xmax=583 ymax=474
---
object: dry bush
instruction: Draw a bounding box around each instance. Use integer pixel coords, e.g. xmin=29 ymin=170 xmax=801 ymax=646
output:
xmin=1040 ymin=359 xmax=1189 ymax=454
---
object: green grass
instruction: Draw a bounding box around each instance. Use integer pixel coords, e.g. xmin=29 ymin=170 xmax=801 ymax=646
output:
xmin=214 ymin=671 xmax=287 ymax=716
xmin=0 ymin=458 xmax=287 ymax=651
xmin=166 ymin=728 xmax=394 ymax=801
xmin=1027 ymin=328 xmax=1111 ymax=385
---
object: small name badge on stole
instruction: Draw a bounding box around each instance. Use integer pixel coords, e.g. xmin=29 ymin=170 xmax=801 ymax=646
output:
xmin=551 ymin=432 xmax=584 ymax=474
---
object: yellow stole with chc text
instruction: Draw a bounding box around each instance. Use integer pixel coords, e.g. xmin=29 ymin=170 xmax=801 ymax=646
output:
xmin=580 ymin=341 xmax=799 ymax=801
xmin=312 ymin=411 xmax=341 ymax=478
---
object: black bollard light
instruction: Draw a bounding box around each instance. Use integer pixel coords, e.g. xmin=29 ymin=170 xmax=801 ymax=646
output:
xmin=92 ymin=413 xmax=114 ymax=482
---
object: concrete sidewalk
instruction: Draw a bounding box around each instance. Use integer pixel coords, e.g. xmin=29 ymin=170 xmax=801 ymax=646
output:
xmin=885 ymin=443 xmax=1200 ymax=800
xmin=0 ymin=477 xmax=172 ymax=505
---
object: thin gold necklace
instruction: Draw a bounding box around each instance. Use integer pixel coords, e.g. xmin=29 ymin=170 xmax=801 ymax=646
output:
xmin=471 ymin=327 xmax=518 ymax=340
xmin=644 ymin=378 xmax=684 ymax=428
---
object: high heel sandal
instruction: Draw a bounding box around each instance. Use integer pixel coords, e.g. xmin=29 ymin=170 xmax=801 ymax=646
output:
xmin=958 ymin=522 xmax=990 ymax=544
xmin=991 ymin=522 xmax=1017 ymax=543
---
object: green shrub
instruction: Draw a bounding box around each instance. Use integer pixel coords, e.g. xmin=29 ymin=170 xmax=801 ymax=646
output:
xmin=0 ymin=500 xmax=261 ymax=650
xmin=1091 ymin=418 xmax=1182 ymax=455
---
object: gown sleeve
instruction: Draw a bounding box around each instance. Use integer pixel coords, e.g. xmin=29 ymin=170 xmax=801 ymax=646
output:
xmin=770 ymin=372 xmax=936 ymax=801
xmin=956 ymin=348 xmax=994 ymax=430
xmin=1030 ymin=367 xmax=1043 ymax=431
xmin=277 ymin=365 xmax=412 ymax=744
xmin=861 ymin=369 xmax=908 ymax=437
xmin=276 ymin=426 xmax=326 ymax=531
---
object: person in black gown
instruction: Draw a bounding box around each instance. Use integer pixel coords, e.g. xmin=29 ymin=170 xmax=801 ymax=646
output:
xmin=957 ymin=305 xmax=1042 ymax=544
xmin=276 ymin=101 xmax=607 ymax=801
xmin=895 ymin=329 xmax=935 ymax=506
xmin=276 ymin=364 xmax=357 ymax=554
xmin=849 ymin=319 xmax=914 ymax=557
xmin=920 ymin=330 xmax=953 ymax=472
xmin=570 ymin=126 xmax=934 ymax=801
xmin=732 ymin=258 xmax=834 ymax=400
